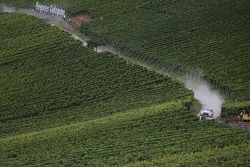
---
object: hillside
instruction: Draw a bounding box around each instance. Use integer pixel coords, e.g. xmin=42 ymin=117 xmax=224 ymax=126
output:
xmin=0 ymin=13 xmax=192 ymax=138
xmin=3 ymin=0 xmax=249 ymax=101
xmin=0 ymin=13 xmax=250 ymax=166
xmin=80 ymin=0 xmax=250 ymax=101
xmin=1 ymin=102 xmax=250 ymax=166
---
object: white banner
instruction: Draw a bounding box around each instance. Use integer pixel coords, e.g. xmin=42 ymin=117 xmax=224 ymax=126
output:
xmin=35 ymin=2 xmax=66 ymax=18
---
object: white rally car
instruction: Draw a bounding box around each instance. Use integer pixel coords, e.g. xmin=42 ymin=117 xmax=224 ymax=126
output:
xmin=199 ymin=107 xmax=214 ymax=118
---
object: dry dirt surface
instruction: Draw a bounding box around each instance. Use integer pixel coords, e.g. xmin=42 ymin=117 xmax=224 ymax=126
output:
xmin=222 ymin=117 xmax=250 ymax=131
xmin=70 ymin=14 xmax=91 ymax=30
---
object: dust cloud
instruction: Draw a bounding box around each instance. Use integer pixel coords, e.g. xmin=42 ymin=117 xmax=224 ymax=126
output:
xmin=0 ymin=4 xmax=17 ymax=13
xmin=95 ymin=45 xmax=118 ymax=54
xmin=185 ymin=73 xmax=224 ymax=118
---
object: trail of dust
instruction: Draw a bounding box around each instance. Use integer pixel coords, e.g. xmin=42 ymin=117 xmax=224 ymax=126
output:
xmin=0 ymin=4 xmax=89 ymax=44
xmin=96 ymin=45 xmax=225 ymax=118
xmin=96 ymin=45 xmax=118 ymax=54
xmin=0 ymin=4 xmax=224 ymax=118
xmin=0 ymin=4 xmax=17 ymax=13
xmin=185 ymin=74 xmax=224 ymax=118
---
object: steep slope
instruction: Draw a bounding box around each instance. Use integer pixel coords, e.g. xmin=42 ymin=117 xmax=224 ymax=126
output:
xmin=0 ymin=13 xmax=192 ymax=138
xmin=3 ymin=0 xmax=249 ymax=101
xmin=1 ymin=102 xmax=250 ymax=166
xmin=81 ymin=0 xmax=250 ymax=101
xmin=1 ymin=13 xmax=250 ymax=167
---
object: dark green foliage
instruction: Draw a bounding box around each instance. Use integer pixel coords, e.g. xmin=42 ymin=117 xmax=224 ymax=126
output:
xmin=0 ymin=13 xmax=191 ymax=137
xmin=1 ymin=102 xmax=250 ymax=166
xmin=1 ymin=9 xmax=250 ymax=167
xmin=125 ymin=142 xmax=250 ymax=167
xmin=83 ymin=0 xmax=250 ymax=101
xmin=4 ymin=0 xmax=249 ymax=100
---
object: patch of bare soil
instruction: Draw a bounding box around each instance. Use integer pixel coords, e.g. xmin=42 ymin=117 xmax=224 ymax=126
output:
xmin=221 ymin=116 xmax=250 ymax=131
xmin=70 ymin=14 xmax=91 ymax=30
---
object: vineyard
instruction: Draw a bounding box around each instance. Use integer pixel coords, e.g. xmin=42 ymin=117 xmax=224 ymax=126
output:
xmin=125 ymin=142 xmax=250 ymax=166
xmin=0 ymin=3 xmax=250 ymax=167
xmin=80 ymin=0 xmax=250 ymax=102
xmin=1 ymin=100 xmax=250 ymax=166
xmin=4 ymin=0 xmax=250 ymax=103
xmin=3 ymin=0 xmax=250 ymax=119
xmin=0 ymin=13 xmax=193 ymax=138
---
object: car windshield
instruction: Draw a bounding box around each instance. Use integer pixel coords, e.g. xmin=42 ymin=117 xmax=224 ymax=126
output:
xmin=204 ymin=108 xmax=212 ymax=112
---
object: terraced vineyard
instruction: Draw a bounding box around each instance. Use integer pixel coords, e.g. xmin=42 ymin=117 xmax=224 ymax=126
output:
xmin=0 ymin=13 xmax=250 ymax=166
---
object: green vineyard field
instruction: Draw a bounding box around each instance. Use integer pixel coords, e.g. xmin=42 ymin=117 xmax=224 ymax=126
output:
xmin=1 ymin=101 xmax=250 ymax=166
xmin=0 ymin=13 xmax=192 ymax=138
xmin=4 ymin=0 xmax=249 ymax=101
xmin=0 ymin=13 xmax=250 ymax=166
